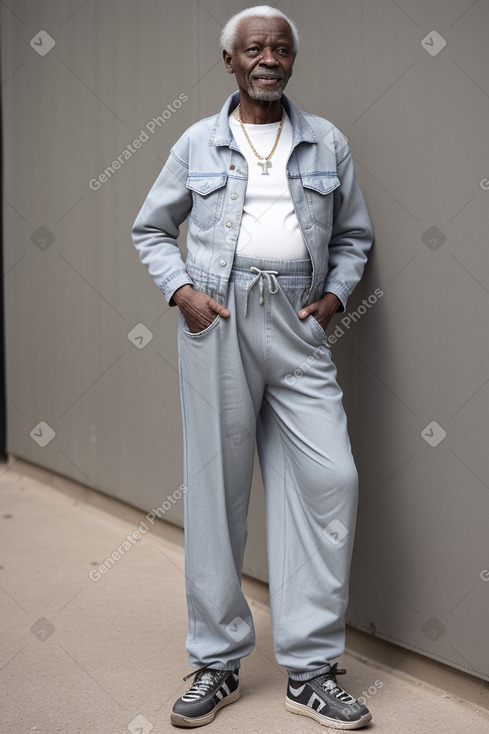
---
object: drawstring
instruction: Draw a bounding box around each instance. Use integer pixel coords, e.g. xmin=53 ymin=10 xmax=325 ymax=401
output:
xmin=244 ymin=266 xmax=279 ymax=316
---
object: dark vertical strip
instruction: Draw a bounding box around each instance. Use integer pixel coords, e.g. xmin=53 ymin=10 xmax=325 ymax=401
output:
xmin=0 ymin=48 xmax=7 ymax=461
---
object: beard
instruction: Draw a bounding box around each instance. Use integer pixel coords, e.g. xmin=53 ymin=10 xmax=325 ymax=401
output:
xmin=246 ymin=76 xmax=287 ymax=102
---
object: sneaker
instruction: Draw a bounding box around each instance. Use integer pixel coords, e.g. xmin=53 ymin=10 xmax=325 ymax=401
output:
xmin=285 ymin=663 xmax=372 ymax=730
xmin=171 ymin=666 xmax=240 ymax=728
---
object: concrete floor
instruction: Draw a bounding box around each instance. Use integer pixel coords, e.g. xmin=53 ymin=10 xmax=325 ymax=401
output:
xmin=1 ymin=463 xmax=488 ymax=734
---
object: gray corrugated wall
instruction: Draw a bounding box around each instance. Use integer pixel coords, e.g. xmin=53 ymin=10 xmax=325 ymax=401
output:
xmin=2 ymin=0 xmax=488 ymax=681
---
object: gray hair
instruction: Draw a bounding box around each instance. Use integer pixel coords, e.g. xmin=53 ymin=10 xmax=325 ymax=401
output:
xmin=220 ymin=5 xmax=300 ymax=54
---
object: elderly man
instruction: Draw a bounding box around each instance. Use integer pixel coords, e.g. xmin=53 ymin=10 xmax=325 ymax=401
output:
xmin=132 ymin=5 xmax=373 ymax=730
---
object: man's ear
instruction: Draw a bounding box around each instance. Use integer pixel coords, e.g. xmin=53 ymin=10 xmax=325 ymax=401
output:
xmin=223 ymin=49 xmax=234 ymax=74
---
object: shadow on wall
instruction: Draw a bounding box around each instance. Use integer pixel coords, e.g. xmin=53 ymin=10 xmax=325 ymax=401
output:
xmin=333 ymin=248 xmax=428 ymax=660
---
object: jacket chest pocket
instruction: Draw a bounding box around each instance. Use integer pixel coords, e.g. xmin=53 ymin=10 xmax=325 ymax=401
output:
xmin=301 ymin=173 xmax=339 ymax=230
xmin=186 ymin=173 xmax=227 ymax=231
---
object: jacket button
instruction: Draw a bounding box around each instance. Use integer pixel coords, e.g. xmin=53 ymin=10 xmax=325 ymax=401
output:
xmin=230 ymin=193 xmax=238 ymax=200
xmin=226 ymin=221 xmax=233 ymax=228
xmin=219 ymin=259 xmax=227 ymax=267
xmin=229 ymin=164 xmax=235 ymax=170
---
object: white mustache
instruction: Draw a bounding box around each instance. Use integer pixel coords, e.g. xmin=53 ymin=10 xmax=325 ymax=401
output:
xmin=251 ymin=72 xmax=284 ymax=80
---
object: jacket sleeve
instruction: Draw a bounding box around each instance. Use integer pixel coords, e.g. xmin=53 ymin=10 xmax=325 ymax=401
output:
xmin=131 ymin=146 xmax=194 ymax=305
xmin=323 ymin=145 xmax=373 ymax=312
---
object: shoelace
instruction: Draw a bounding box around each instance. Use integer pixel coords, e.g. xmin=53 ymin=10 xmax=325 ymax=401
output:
xmin=244 ymin=267 xmax=279 ymax=316
xmin=317 ymin=663 xmax=353 ymax=702
xmin=182 ymin=664 xmax=210 ymax=682
xmin=181 ymin=666 xmax=221 ymax=701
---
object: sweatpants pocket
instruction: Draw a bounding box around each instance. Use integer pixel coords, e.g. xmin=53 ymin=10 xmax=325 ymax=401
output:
xmin=181 ymin=314 xmax=221 ymax=337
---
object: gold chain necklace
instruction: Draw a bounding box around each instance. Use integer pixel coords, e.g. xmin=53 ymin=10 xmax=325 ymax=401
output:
xmin=235 ymin=103 xmax=286 ymax=175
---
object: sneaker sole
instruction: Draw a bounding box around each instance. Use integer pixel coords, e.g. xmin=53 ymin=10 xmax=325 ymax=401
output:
xmin=285 ymin=696 xmax=372 ymax=730
xmin=171 ymin=688 xmax=240 ymax=728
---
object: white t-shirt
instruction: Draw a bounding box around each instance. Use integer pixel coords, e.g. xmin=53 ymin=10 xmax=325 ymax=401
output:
xmin=229 ymin=111 xmax=309 ymax=260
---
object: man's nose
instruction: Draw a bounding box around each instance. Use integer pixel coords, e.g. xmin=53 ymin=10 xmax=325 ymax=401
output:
xmin=259 ymin=47 xmax=279 ymax=65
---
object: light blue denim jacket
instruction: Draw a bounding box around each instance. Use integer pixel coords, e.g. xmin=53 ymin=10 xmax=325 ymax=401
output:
xmin=132 ymin=91 xmax=373 ymax=311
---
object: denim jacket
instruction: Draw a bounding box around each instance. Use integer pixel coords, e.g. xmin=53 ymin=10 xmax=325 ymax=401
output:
xmin=132 ymin=91 xmax=373 ymax=311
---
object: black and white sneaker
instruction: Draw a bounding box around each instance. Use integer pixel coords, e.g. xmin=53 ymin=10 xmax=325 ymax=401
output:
xmin=285 ymin=663 xmax=372 ymax=730
xmin=171 ymin=666 xmax=240 ymax=728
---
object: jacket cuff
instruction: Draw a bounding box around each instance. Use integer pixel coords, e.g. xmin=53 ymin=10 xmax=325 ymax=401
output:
xmin=322 ymin=278 xmax=350 ymax=313
xmin=160 ymin=270 xmax=194 ymax=306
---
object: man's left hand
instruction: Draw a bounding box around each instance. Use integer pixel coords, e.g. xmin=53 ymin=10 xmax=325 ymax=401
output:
xmin=298 ymin=292 xmax=341 ymax=332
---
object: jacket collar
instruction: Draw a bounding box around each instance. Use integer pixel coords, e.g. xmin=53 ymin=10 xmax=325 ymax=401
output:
xmin=208 ymin=91 xmax=318 ymax=149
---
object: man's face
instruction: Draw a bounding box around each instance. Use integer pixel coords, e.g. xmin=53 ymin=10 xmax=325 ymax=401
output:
xmin=223 ymin=16 xmax=295 ymax=103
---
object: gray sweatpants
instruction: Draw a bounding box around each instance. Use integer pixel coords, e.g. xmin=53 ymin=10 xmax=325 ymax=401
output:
xmin=177 ymin=254 xmax=358 ymax=682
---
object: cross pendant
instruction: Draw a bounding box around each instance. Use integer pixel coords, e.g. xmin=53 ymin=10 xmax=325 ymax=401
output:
xmin=258 ymin=159 xmax=272 ymax=175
